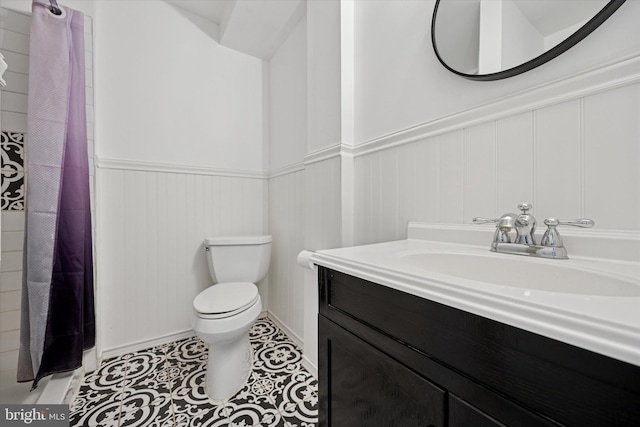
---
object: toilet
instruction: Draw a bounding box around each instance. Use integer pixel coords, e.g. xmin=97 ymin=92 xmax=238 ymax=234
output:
xmin=193 ymin=235 xmax=271 ymax=400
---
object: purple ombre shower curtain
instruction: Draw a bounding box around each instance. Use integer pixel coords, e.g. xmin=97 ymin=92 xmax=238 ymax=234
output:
xmin=18 ymin=0 xmax=95 ymax=389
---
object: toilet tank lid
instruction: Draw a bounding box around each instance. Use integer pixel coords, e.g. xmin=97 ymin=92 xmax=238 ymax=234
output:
xmin=204 ymin=235 xmax=272 ymax=246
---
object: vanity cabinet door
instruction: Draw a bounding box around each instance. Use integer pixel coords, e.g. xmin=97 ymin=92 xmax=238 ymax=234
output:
xmin=319 ymin=316 xmax=445 ymax=427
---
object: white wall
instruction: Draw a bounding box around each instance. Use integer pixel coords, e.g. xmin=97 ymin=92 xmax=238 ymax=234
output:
xmin=354 ymin=82 xmax=640 ymax=245
xmin=351 ymin=0 xmax=640 ymax=244
xmin=266 ymin=14 xmax=308 ymax=345
xmin=269 ymin=16 xmax=307 ymax=172
xmin=267 ymin=1 xmax=343 ymax=372
xmin=306 ymin=0 xmax=341 ymax=153
xmin=94 ymin=0 xmax=265 ymax=172
xmin=93 ymin=0 xmax=269 ymax=354
xmin=354 ymin=0 xmax=640 ymax=143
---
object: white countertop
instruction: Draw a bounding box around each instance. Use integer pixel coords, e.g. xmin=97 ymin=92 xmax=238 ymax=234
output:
xmin=309 ymin=223 xmax=640 ymax=367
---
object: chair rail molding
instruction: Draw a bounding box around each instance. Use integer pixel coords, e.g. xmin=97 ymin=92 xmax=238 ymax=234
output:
xmin=95 ymin=156 xmax=268 ymax=179
xmin=354 ymin=54 xmax=640 ymax=158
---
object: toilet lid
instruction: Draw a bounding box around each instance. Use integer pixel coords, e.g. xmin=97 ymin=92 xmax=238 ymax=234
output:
xmin=194 ymin=282 xmax=259 ymax=316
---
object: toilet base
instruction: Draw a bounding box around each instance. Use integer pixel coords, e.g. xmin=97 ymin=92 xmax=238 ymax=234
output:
xmin=204 ymin=330 xmax=253 ymax=401
xmin=193 ymin=297 xmax=262 ymax=401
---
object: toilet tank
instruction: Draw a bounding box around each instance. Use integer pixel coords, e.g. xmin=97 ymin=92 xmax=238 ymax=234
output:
xmin=204 ymin=235 xmax=272 ymax=284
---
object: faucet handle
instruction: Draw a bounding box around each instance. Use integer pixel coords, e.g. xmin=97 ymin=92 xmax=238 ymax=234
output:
xmin=541 ymin=218 xmax=595 ymax=248
xmin=473 ymin=214 xmax=517 ymax=229
xmin=474 ymin=213 xmax=517 ymax=243
xmin=544 ymin=218 xmax=595 ymax=228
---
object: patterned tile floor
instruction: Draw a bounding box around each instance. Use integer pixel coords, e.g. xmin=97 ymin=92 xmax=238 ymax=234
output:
xmin=70 ymin=317 xmax=318 ymax=427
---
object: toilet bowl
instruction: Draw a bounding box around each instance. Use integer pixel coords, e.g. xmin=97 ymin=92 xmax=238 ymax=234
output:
xmin=192 ymin=235 xmax=271 ymax=401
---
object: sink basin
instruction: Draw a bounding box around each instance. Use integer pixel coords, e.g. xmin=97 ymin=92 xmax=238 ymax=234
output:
xmin=399 ymin=251 xmax=640 ymax=297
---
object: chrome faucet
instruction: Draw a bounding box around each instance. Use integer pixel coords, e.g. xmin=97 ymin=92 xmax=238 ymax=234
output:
xmin=473 ymin=203 xmax=594 ymax=259
xmin=514 ymin=202 xmax=536 ymax=245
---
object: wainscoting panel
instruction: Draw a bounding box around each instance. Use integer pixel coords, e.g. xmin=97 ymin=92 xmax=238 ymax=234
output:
xmin=534 ymin=100 xmax=582 ymax=220
xmin=304 ymin=157 xmax=342 ymax=252
xmin=353 ymin=81 xmax=640 ymax=245
xmin=303 ymin=155 xmax=342 ymax=371
xmin=583 ymin=85 xmax=640 ymax=230
xmin=496 ymin=112 xmax=533 ymax=214
xmin=354 ymin=149 xmax=398 ymax=246
xmin=268 ymin=169 xmax=306 ymax=342
xmin=266 ymin=155 xmax=342 ymax=360
xmin=96 ymin=167 xmax=267 ymax=354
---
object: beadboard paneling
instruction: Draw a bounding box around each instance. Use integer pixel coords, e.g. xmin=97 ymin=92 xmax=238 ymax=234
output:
xmin=353 ymin=82 xmax=640 ymax=245
xmin=535 ymin=100 xmax=582 ymax=219
xmin=303 ymin=156 xmax=342 ymax=371
xmin=266 ymin=155 xmax=342 ymax=358
xmin=96 ymin=167 xmax=267 ymax=353
xmin=583 ymin=85 xmax=640 ymax=230
xmin=438 ymin=131 xmax=464 ymax=223
xmin=268 ymin=169 xmax=305 ymax=342
xmin=304 ymin=157 xmax=342 ymax=251
xmin=415 ymin=135 xmax=439 ymax=225
xmin=497 ymin=113 xmax=533 ymax=214
xmin=464 ymin=122 xmax=497 ymax=221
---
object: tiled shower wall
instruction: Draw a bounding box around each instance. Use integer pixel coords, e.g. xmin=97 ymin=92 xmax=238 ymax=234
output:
xmin=0 ymin=7 xmax=32 ymax=385
xmin=353 ymin=82 xmax=640 ymax=245
xmin=0 ymin=7 xmax=95 ymax=385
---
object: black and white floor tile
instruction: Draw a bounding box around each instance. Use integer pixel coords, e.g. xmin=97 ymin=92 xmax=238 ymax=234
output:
xmin=70 ymin=317 xmax=317 ymax=427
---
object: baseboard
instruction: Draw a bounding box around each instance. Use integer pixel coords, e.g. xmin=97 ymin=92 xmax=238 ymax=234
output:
xmin=302 ymin=355 xmax=318 ymax=379
xmin=100 ymin=329 xmax=195 ymax=361
xmin=265 ymin=311 xmax=318 ymax=378
xmin=99 ymin=313 xmax=315 ymax=381
xmin=266 ymin=311 xmax=304 ymax=350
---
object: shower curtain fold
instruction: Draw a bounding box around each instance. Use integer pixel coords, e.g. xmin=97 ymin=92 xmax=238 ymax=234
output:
xmin=18 ymin=0 xmax=95 ymax=389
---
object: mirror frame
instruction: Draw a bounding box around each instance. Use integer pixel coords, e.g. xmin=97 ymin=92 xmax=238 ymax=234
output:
xmin=431 ymin=0 xmax=627 ymax=81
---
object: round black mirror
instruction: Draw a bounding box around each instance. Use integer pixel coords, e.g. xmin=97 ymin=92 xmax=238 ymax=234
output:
xmin=431 ymin=0 xmax=626 ymax=81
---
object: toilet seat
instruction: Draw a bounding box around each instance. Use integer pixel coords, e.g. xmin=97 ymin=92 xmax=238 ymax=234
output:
xmin=194 ymin=282 xmax=260 ymax=319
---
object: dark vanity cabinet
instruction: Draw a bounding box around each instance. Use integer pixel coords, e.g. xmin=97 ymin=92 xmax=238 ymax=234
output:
xmin=318 ymin=267 xmax=640 ymax=427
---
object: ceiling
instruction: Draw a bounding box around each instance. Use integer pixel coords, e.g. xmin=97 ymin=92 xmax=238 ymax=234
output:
xmin=164 ymin=0 xmax=305 ymax=59
xmin=164 ymin=0 xmax=230 ymax=24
